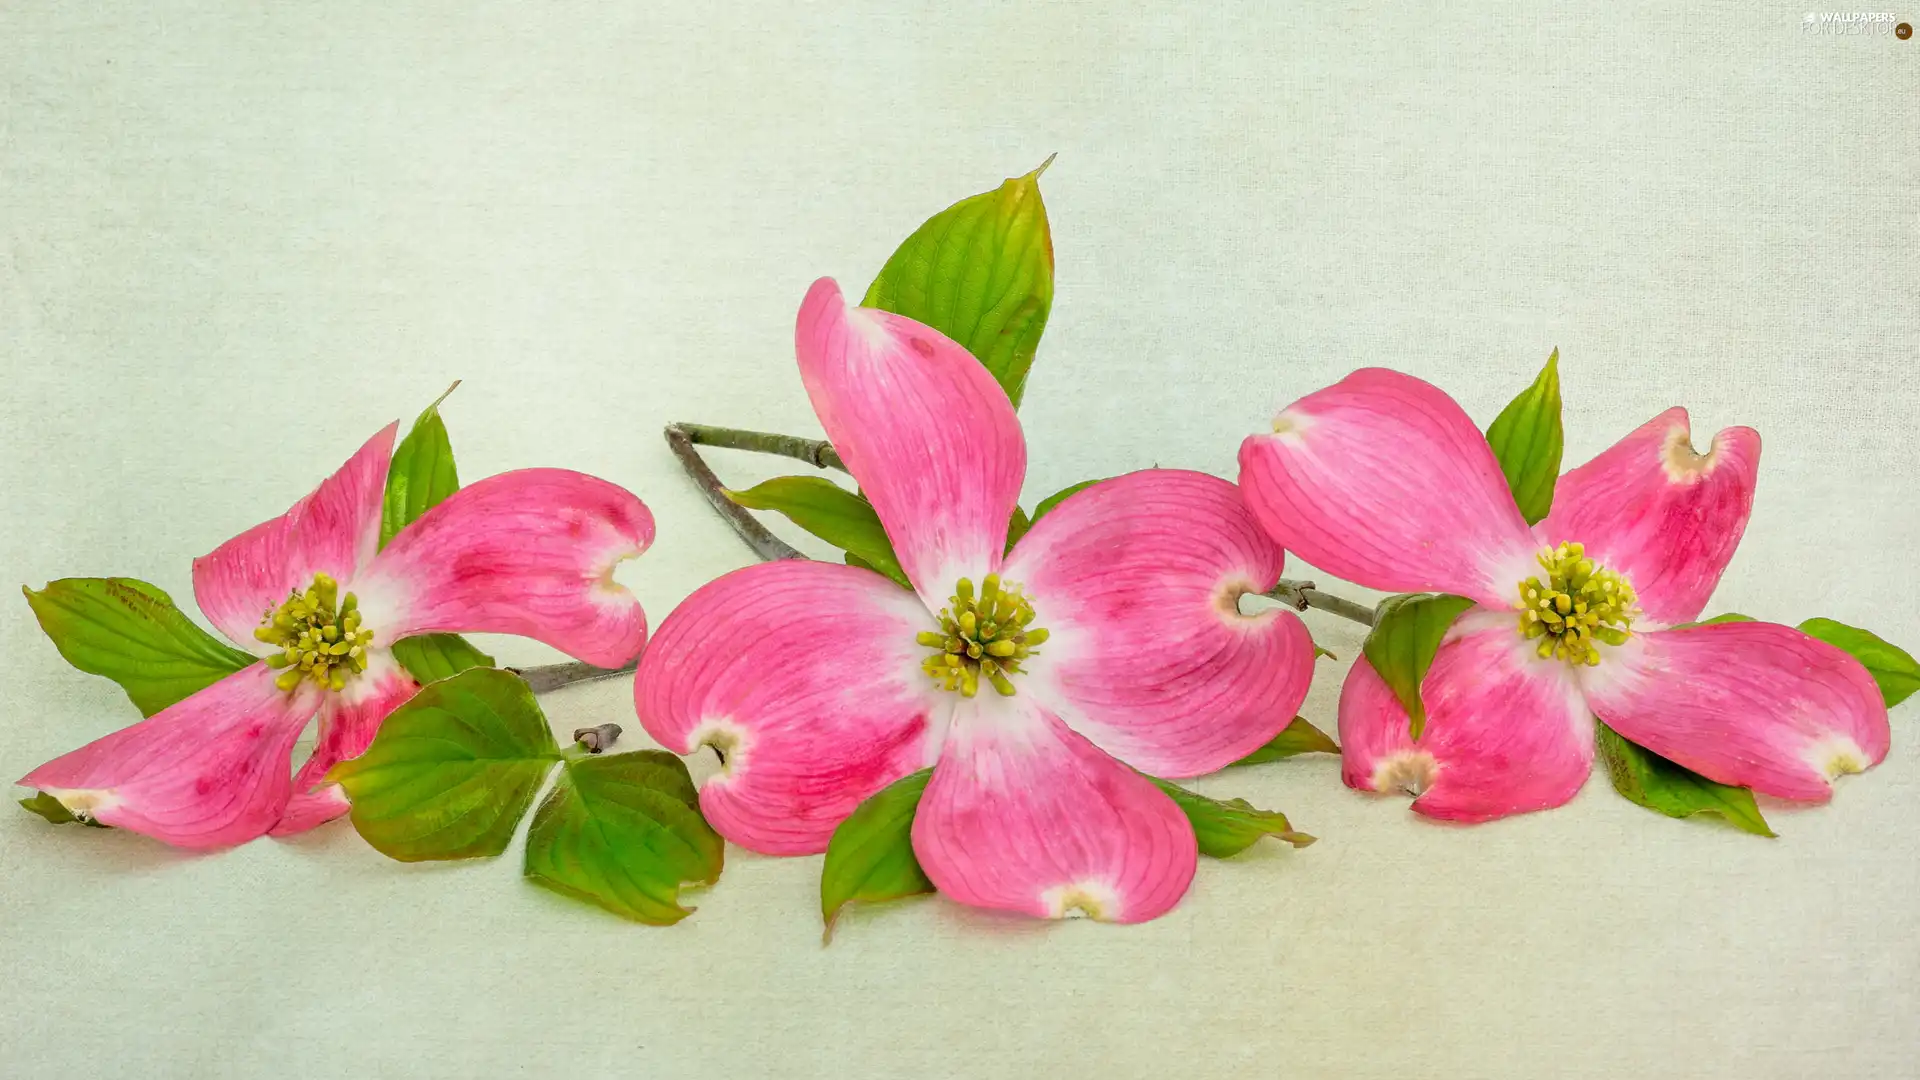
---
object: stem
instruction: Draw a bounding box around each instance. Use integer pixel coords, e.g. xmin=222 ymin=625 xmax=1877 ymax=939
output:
xmin=1265 ymin=580 xmax=1375 ymax=627
xmin=516 ymin=424 xmax=1377 ymax=693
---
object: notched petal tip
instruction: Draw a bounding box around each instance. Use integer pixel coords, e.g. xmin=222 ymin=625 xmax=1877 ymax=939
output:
xmin=1042 ymin=881 xmax=1120 ymax=921
xmin=1372 ymin=751 xmax=1439 ymax=797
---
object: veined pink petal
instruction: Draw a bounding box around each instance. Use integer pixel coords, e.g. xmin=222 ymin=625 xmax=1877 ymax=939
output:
xmin=1335 ymin=655 xmax=1422 ymax=795
xmin=193 ymin=424 xmax=397 ymax=652
xmin=912 ymin=694 xmax=1197 ymax=923
xmin=351 ymin=469 xmax=654 ymax=668
xmin=1400 ymin=608 xmax=1593 ymax=822
xmin=633 ymin=559 xmax=945 ymax=855
xmin=1002 ymin=469 xmax=1314 ymax=777
xmin=1540 ymin=408 xmax=1760 ymax=627
xmin=1237 ymin=368 xmax=1536 ymax=607
xmin=794 ymin=277 xmax=1025 ymax=604
xmin=1581 ymin=622 xmax=1889 ymax=801
xmin=18 ymin=665 xmax=321 ymax=848
xmin=271 ymin=650 xmax=419 ymax=836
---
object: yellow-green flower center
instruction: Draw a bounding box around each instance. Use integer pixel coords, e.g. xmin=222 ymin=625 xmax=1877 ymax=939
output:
xmin=918 ymin=573 xmax=1049 ymax=697
xmin=1516 ymin=541 xmax=1637 ymax=667
xmin=254 ymin=573 xmax=377 ymax=693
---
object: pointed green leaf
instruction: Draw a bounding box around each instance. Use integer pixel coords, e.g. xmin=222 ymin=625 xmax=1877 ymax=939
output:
xmin=18 ymin=791 xmax=110 ymax=828
xmin=1362 ymin=592 xmax=1476 ymax=740
xmin=820 ymin=768 xmax=935 ymax=939
xmin=1030 ymin=479 xmax=1101 ymax=525
xmin=23 ymin=578 xmax=254 ymax=717
xmin=1596 ymin=722 xmax=1774 ymax=837
xmin=379 ymin=384 xmax=490 ymax=683
xmin=1150 ymin=779 xmax=1315 ymax=858
xmin=864 ymin=158 xmax=1055 ymax=407
xmin=1796 ymin=618 xmax=1920 ymax=707
xmin=522 ymin=750 xmax=724 ymax=925
xmin=1685 ymin=612 xmax=1756 ymax=626
xmin=1005 ymin=506 xmax=1033 ymax=551
xmin=727 ymin=476 xmax=910 ymax=588
xmin=1484 ymin=349 xmax=1563 ymax=524
xmin=390 ymin=634 xmax=496 ymax=685
xmin=380 ymin=382 xmax=462 ymax=549
xmin=1230 ymin=716 xmax=1340 ymax=766
xmin=327 ymin=667 xmax=561 ymax=862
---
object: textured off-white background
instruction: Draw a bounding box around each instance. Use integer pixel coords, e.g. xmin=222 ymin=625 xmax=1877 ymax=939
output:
xmin=2 ymin=4 xmax=1917 ymax=1078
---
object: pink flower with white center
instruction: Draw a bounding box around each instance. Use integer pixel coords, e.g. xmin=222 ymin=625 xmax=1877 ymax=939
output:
xmin=634 ymin=279 xmax=1315 ymax=923
xmin=1238 ymin=368 xmax=1890 ymax=822
xmin=20 ymin=425 xmax=654 ymax=848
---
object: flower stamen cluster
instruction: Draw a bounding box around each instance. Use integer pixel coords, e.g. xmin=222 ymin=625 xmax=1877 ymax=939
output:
xmin=1516 ymin=541 xmax=1636 ymax=666
xmin=918 ymin=574 xmax=1048 ymax=697
xmin=255 ymin=572 xmax=376 ymax=692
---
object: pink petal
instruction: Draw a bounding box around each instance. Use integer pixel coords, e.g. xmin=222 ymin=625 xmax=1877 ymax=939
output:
xmin=351 ymin=469 xmax=654 ymax=668
xmin=1001 ymin=469 xmax=1315 ymax=777
xmin=193 ymin=424 xmax=397 ymax=652
xmin=912 ymin=694 xmax=1197 ymax=923
xmin=632 ymin=559 xmax=945 ymax=855
xmin=1237 ymin=368 xmax=1537 ymax=607
xmin=1345 ymin=608 xmax=1595 ymax=822
xmin=795 ymin=277 xmax=1026 ymax=604
xmin=1335 ymin=655 xmax=1421 ymax=794
xmin=270 ymin=651 xmax=420 ymax=836
xmin=1539 ymin=408 xmax=1760 ymax=626
xmin=1581 ymin=621 xmax=1889 ymax=801
xmin=18 ymin=665 xmax=320 ymax=848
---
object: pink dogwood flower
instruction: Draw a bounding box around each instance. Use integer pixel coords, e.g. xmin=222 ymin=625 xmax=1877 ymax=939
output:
xmin=1238 ymin=368 xmax=1889 ymax=822
xmin=21 ymin=426 xmax=654 ymax=847
xmin=634 ymin=279 xmax=1315 ymax=922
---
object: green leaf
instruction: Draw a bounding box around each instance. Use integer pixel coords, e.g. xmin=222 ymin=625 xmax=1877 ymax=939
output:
xmin=1686 ymin=612 xmax=1756 ymax=626
xmin=523 ymin=750 xmax=724 ymax=925
xmin=1596 ymin=722 xmax=1775 ymax=837
xmin=390 ymin=634 xmax=496 ymax=685
xmin=1150 ymin=779 xmax=1315 ymax=858
xmin=379 ymin=383 xmax=490 ymax=682
xmin=820 ymin=769 xmax=935 ymax=940
xmin=864 ymin=157 xmax=1056 ymax=407
xmin=1484 ymin=349 xmax=1563 ymax=525
xmin=1796 ymin=618 xmax=1920 ymax=708
xmin=18 ymin=791 xmax=110 ymax=828
xmin=380 ymin=382 xmax=462 ymax=549
xmin=727 ymin=476 xmax=910 ymax=588
xmin=23 ymin=578 xmax=254 ymax=717
xmin=1030 ymin=479 xmax=1101 ymax=525
xmin=1005 ymin=505 xmax=1033 ymax=551
xmin=1231 ymin=716 xmax=1340 ymax=766
xmin=327 ymin=667 xmax=561 ymax=862
xmin=1362 ymin=592 xmax=1476 ymax=740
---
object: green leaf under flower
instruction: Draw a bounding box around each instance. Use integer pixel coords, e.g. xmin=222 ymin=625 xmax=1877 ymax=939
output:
xmin=819 ymin=768 xmax=935 ymax=940
xmin=380 ymin=382 xmax=462 ymax=549
xmin=327 ymin=667 xmax=562 ymax=862
xmin=1150 ymin=779 xmax=1316 ymax=858
xmin=1230 ymin=716 xmax=1340 ymax=766
xmin=18 ymin=791 xmax=111 ymax=828
xmin=727 ymin=476 xmax=911 ymax=588
xmin=378 ymin=385 xmax=493 ymax=685
xmin=523 ymin=750 xmax=724 ymax=925
xmin=1030 ymin=479 xmax=1101 ymax=525
xmin=23 ymin=577 xmax=254 ymax=717
xmin=1484 ymin=349 xmax=1564 ymax=525
xmin=1796 ymin=618 xmax=1920 ymax=708
xmin=864 ymin=158 xmax=1056 ymax=408
xmin=1595 ymin=722 xmax=1774 ymax=837
xmin=1005 ymin=505 xmax=1033 ymax=550
xmin=1362 ymin=592 xmax=1476 ymax=741
xmin=390 ymin=634 xmax=496 ymax=685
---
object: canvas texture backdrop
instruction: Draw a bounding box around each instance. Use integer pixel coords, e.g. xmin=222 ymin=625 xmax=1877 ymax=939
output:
xmin=2 ymin=3 xmax=1916 ymax=1078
